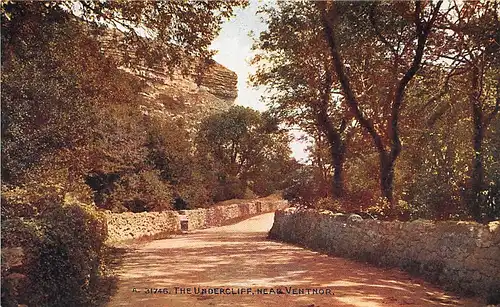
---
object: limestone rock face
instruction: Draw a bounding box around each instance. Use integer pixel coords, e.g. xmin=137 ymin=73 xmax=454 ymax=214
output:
xmin=134 ymin=60 xmax=238 ymax=130
xmin=101 ymin=32 xmax=238 ymax=129
xmin=198 ymin=61 xmax=238 ymax=100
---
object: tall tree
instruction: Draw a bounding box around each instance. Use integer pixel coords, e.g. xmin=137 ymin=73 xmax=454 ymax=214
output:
xmin=1 ymin=0 xmax=246 ymax=209
xmin=436 ymin=0 xmax=499 ymax=221
xmin=1 ymin=2 xmax=142 ymax=184
xmin=2 ymin=1 xmax=246 ymax=73
xmin=195 ymin=106 xmax=292 ymax=201
xmin=317 ymin=0 xmax=443 ymax=211
xmin=251 ymin=1 xmax=350 ymax=197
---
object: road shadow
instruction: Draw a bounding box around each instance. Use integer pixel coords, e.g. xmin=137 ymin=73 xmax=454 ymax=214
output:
xmin=93 ymin=245 xmax=129 ymax=306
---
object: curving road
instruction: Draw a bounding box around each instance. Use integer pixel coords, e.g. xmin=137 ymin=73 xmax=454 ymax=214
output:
xmin=107 ymin=213 xmax=483 ymax=307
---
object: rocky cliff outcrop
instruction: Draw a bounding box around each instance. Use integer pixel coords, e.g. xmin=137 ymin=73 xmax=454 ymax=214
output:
xmin=132 ymin=60 xmax=237 ymax=129
xmin=100 ymin=34 xmax=238 ymax=129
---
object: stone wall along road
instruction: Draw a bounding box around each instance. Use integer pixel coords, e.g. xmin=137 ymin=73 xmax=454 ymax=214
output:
xmin=269 ymin=208 xmax=500 ymax=301
xmin=105 ymin=198 xmax=288 ymax=242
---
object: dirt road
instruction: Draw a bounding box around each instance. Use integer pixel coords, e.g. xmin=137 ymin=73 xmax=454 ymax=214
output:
xmin=107 ymin=213 xmax=484 ymax=307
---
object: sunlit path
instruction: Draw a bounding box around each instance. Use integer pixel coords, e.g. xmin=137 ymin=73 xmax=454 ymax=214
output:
xmin=107 ymin=213 xmax=483 ymax=307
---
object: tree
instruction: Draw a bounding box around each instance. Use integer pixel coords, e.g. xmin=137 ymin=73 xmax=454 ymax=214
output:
xmin=144 ymin=116 xmax=211 ymax=210
xmin=1 ymin=1 xmax=246 ymax=210
xmin=251 ymin=0 xmax=498 ymax=221
xmin=2 ymin=1 xmax=246 ymax=73
xmin=251 ymin=1 xmax=351 ymax=198
xmin=195 ymin=106 xmax=292 ymax=201
xmin=435 ymin=0 xmax=499 ymax=221
xmin=1 ymin=2 xmax=143 ymax=185
xmin=0 ymin=2 xmax=250 ymax=304
xmin=317 ymin=0 xmax=443 ymax=212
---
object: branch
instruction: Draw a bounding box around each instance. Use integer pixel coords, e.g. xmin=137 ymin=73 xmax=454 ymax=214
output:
xmin=318 ymin=1 xmax=386 ymax=154
xmin=390 ymin=0 xmax=443 ymax=156
xmin=338 ymin=118 xmax=347 ymax=133
xmin=314 ymin=66 xmax=338 ymax=144
xmin=80 ymin=1 xmax=147 ymax=57
xmin=424 ymin=0 xmax=442 ymax=33
xmin=369 ymin=3 xmax=398 ymax=58
xmin=427 ymin=101 xmax=451 ymax=127
xmin=437 ymin=54 xmax=469 ymax=64
xmin=418 ymin=64 xmax=463 ymax=113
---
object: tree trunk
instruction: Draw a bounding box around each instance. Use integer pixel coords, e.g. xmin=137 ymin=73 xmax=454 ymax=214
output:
xmin=379 ymin=152 xmax=395 ymax=208
xmin=330 ymin=134 xmax=345 ymax=198
xmin=315 ymin=67 xmax=346 ymax=199
xmin=318 ymin=0 xmax=440 ymax=211
xmin=317 ymin=123 xmax=345 ymax=199
xmin=470 ymin=67 xmax=484 ymax=221
xmin=314 ymin=133 xmax=331 ymax=198
xmin=316 ymin=108 xmax=346 ymax=198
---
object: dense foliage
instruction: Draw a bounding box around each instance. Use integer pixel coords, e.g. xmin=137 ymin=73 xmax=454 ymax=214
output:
xmin=1 ymin=1 xmax=256 ymax=306
xmin=196 ymin=106 xmax=295 ymax=201
xmin=1 ymin=186 xmax=107 ymax=307
xmin=252 ymin=0 xmax=499 ymax=221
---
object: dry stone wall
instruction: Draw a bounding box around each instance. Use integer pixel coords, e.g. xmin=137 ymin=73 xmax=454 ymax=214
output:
xmin=105 ymin=210 xmax=180 ymax=242
xmin=105 ymin=199 xmax=288 ymax=242
xmin=183 ymin=200 xmax=288 ymax=230
xmin=269 ymin=208 xmax=500 ymax=298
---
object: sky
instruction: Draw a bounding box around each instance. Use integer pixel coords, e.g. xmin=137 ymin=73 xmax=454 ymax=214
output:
xmin=209 ymin=0 xmax=310 ymax=163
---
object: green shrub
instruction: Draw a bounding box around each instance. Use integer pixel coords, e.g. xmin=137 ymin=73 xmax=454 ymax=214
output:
xmin=106 ymin=170 xmax=173 ymax=212
xmin=174 ymin=182 xmax=212 ymax=209
xmin=314 ymin=197 xmax=342 ymax=212
xmin=1 ymin=186 xmax=107 ymax=307
xmin=282 ymin=166 xmax=327 ymax=206
xmin=212 ymin=176 xmax=246 ymax=202
xmin=363 ymin=198 xmax=418 ymax=221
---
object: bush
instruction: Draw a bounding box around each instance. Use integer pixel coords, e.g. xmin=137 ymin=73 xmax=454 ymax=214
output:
xmin=1 ymin=186 xmax=107 ymax=307
xmin=482 ymin=178 xmax=500 ymax=221
xmin=212 ymin=176 xmax=246 ymax=202
xmin=173 ymin=183 xmax=212 ymax=210
xmin=106 ymin=170 xmax=173 ymax=212
xmin=363 ymin=198 xmax=418 ymax=221
xmin=313 ymin=197 xmax=342 ymax=212
xmin=404 ymin=169 xmax=463 ymax=220
xmin=282 ymin=165 xmax=327 ymax=206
